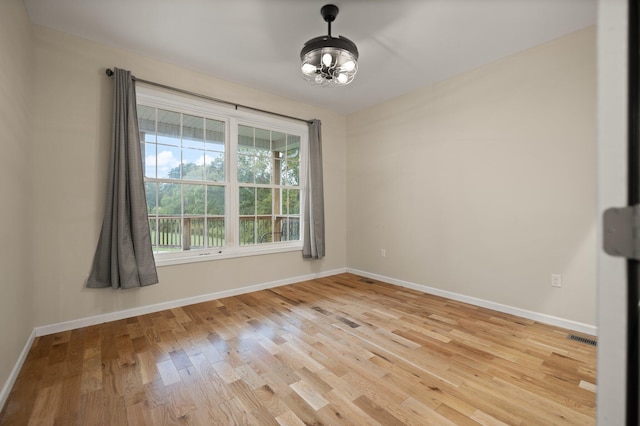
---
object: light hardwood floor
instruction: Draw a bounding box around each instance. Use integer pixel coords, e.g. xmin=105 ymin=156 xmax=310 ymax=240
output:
xmin=0 ymin=273 xmax=596 ymax=425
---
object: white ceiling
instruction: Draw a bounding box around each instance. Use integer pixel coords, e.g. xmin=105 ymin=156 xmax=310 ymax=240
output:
xmin=23 ymin=0 xmax=596 ymax=114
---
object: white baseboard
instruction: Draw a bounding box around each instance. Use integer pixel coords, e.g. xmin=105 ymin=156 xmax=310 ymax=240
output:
xmin=347 ymin=268 xmax=597 ymax=336
xmin=34 ymin=266 xmax=596 ymax=337
xmin=0 ymin=329 xmax=36 ymax=413
xmin=34 ymin=268 xmax=347 ymax=337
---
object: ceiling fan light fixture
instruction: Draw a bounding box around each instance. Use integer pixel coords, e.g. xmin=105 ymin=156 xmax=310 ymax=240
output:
xmin=300 ymin=4 xmax=359 ymax=87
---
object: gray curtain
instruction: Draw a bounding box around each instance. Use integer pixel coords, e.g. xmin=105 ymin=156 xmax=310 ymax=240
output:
xmin=303 ymin=119 xmax=325 ymax=259
xmin=87 ymin=68 xmax=159 ymax=289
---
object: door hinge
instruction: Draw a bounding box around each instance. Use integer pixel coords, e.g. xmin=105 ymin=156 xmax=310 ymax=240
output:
xmin=603 ymin=206 xmax=640 ymax=259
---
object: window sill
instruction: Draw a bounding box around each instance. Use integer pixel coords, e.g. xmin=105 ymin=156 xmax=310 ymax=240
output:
xmin=154 ymin=242 xmax=303 ymax=267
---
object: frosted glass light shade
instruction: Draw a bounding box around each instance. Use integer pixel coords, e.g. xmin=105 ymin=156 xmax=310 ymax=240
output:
xmin=300 ymin=38 xmax=359 ymax=87
xmin=341 ymin=60 xmax=355 ymax=72
xmin=301 ymin=63 xmax=317 ymax=75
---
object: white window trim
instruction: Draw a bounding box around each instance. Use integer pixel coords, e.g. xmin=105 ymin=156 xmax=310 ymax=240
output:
xmin=137 ymin=86 xmax=307 ymax=267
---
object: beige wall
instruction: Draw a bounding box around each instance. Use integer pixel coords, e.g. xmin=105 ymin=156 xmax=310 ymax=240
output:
xmin=29 ymin=26 xmax=347 ymax=327
xmin=0 ymin=0 xmax=34 ymax=392
xmin=347 ymin=27 xmax=596 ymax=325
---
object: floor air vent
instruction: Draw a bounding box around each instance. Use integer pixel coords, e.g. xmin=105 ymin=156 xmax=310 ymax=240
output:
xmin=359 ymin=278 xmax=375 ymax=284
xmin=567 ymin=334 xmax=597 ymax=346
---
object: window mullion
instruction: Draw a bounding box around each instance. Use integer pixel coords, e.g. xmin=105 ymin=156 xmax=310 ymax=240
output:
xmin=152 ymin=107 xmax=160 ymax=253
xmin=228 ymin=119 xmax=239 ymax=249
xmin=202 ymin=116 xmax=211 ymax=251
xmin=179 ymin=113 xmax=185 ymax=251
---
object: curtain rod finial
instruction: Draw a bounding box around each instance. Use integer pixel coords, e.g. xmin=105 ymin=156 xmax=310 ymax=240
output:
xmin=105 ymin=68 xmax=114 ymax=77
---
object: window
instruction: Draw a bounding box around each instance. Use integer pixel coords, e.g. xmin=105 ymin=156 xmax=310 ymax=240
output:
xmin=137 ymin=88 xmax=306 ymax=265
xmin=237 ymin=125 xmax=301 ymax=246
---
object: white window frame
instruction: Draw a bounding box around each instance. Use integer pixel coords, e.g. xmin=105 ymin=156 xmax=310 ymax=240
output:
xmin=137 ymin=86 xmax=307 ymax=267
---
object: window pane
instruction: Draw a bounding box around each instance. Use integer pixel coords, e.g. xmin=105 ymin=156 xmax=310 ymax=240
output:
xmin=239 ymin=218 xmax=255 ymax=246
xmin=256 ymin=188 xmax=272 ymax=215
xmin=282 ymin=189 xmax=288 ymax=215
xmin=288 ymin=189 xmax=300 ymax=214
xmin=185 ymin=217 xmax=206 ymax=249
xmin=183 ymin=184 xmax=205 ymax=215
xmin=288 ymin=134 xmax=300 ymax=147
xmin=206 ymin=119 xmax=225 ymax=151
xmin=182 ymin=114 xmax=204 ymax=149
xmin=272 ymin=131 xmax=286 ymax=151
xmin=285 ymin=147 xmax=300 ymax=186
xmin=141 ymin=132 xmax=156 ymax=143
xmin=238 ymin=125 xmax=254 ymax=154
xmin=255 ymin=128 xmax=270 ymax=150
xmin=158 ymin=216 xmax=181 ymax=250
xmin=280 ymin=219 xmax=291 ymax=241
xmin=238 ymin=124 xmax=254 ymax=139
xmin=208 ymin=218 xmax=225 ymax=247
xmin=239 ymin=187 xmax=255 ymax=215
xmin=148 ymin=218 xmax=158 ymax=248
xmin=137 ymin=105 xmax=156 ymax=133
xmin=206 ymin=140 xmax=225 ymax=153
xmin=282 ymin=218 xmax=300 ymax=241
xmin=207 ymin=186 xmax=225 ymax=216
xmin=205 ymin=151 xmax=224 ymax=182
xmin=157 ymin=109 xmax=181 ymax=146
xmin=257 ymin=217 xmax=273 ymax=244
xmin=182 ymin=148 xmax=205 ymax=181
xmin=158 ymin=182 xmax=182 ymax=216
xmin=142 ymin=143 xmax=156 ymax=178
xmin=145 ymin=182 xmax=157 ymax=214
xmin=255 ymin=149 xmax=272 ymax=184
xmin=237 ymin=155 xmax=254 ymax=183
xmin=156 ymin=146 xmax=182 ymax=179
xmin=287 ymin=144 xmax=300 ymax=160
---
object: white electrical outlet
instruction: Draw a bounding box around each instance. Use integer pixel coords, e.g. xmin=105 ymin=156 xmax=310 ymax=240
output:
xmin=381 ymin=249 xmax=386 ymax=257
xmin=551 ymin=274 xmax=562 ymax=288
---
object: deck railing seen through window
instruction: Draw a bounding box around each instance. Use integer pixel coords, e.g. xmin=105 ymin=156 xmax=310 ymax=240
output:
xmin=148 ymin=216 xmax=299 ymax=252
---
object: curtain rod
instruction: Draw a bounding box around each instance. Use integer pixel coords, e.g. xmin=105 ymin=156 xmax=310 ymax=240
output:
xmin=105 ymin=68 xmax=313 ymax=125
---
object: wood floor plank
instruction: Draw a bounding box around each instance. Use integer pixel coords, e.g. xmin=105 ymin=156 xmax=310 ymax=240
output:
xmin=126 ymin=400 xmax=156 ymax=426
xmin=400 ymin=397 xmax=457 ymax=426
xmin=322 ymin=388 xmax=381 ymax=425
xmin=275 ymin=409 xmax=307 ymax=426
xmin=55 ymin=373 xmax=82 ymax=423
xmin=0 ymin=273 xmax=596 ymax=425
xmin=27 ymin=383 xmax=61 ymax=426
xmin=353 ymin=394 xmax=405 ymax=425
xmin=77 ymin=388 xmax=104 ymax=425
